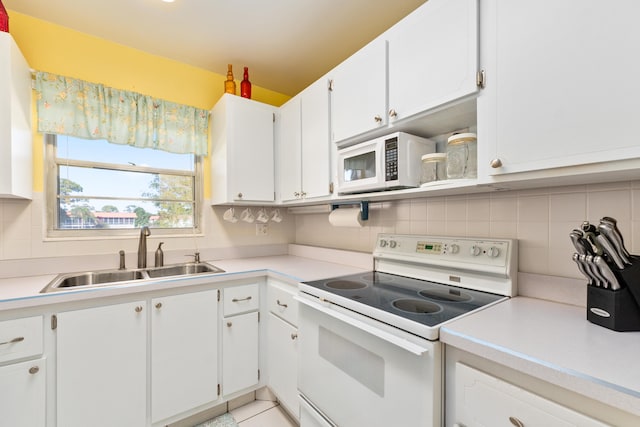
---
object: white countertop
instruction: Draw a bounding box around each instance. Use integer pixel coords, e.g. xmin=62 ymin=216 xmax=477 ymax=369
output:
xmin=441 ymin=297 xmax=640 ymax=417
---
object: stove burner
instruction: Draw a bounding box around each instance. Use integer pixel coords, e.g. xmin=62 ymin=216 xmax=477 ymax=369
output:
xmin=325 ymin=280 xmax=367 ymax=290
xmin=419 ymin=288 xmax=472 ymax=302
xmin=392 ymin=298 xmax=441 ymax=314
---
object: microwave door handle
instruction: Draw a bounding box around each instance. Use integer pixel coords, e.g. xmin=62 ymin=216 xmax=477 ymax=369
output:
xmin=295 ymin=295 xmax=429 ymax=356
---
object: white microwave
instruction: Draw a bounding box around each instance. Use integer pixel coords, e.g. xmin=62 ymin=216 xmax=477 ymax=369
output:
xmin=337 ymin=132 xmax=436 ymax=194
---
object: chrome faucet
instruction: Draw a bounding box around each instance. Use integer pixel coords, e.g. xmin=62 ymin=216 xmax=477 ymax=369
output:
xmin=137 ymin=226 xmax=151 ymax=268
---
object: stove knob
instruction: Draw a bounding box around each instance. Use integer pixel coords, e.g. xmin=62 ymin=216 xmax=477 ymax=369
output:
xmin=379 ymin=240 xmax=388 ymax=248
xmin=449 ymin=244 xmax=460 ymax=254
xmin=389 ymin=240 xmax=397 ymax=248
xmin=487 ymin=246 xmax=500 ymax=258
xmin=470 ymin=245 xmax=482 ymax=256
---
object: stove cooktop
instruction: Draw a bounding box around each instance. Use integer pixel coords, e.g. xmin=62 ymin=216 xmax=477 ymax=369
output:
xmin=302 ymin=270 xmax=506 ymax=330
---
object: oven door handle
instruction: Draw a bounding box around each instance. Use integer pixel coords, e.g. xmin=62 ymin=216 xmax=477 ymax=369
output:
xmin=296 ymin=296 xmax=430 ymax=356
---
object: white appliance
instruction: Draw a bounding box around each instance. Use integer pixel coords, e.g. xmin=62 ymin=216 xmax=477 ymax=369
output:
xmin=337 ymin=132 xmax=435 ymax=194
xmin=297 ymin=234 xmax=518 ymax=427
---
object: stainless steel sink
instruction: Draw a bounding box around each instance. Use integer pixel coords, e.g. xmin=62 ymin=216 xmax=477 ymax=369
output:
xmin=40 ymin=262 xmax=225 ymax=293
xmin=145 ymin=262 xmax=224 ymax=278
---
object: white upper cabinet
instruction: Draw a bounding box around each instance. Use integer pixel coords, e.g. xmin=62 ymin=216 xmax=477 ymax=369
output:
xmin=210 ymin=94 xmax=277 ymax=204
xmin=330 ymin=37 xmax=388 ymax=144
xmin=278 ymin=77 xmax=332 ymax=202
xmin=386 ymin=0 xmax=479 ymax=124
xmin=479 ymin=0 xmax=640 ymax=179
xmin=0 ymin=32 xmax=32 ymax=199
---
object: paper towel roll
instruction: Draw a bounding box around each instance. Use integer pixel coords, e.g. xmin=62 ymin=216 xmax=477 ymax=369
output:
xmin=328 ymin=208 xmax=363 ymax=228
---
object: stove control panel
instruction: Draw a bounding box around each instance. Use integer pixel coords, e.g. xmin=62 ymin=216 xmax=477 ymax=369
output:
xmin=374 ymin=233 xmax=518 ymax=296
xmin=374 ymin=234 xmax=515 ymax=269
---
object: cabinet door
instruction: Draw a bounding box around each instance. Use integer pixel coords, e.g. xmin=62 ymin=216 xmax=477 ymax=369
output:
xmin=0 ymin=358 xmax=46 ymax=426
xmin=455 ymin=363 xmax=608 ymax=427
xmin=56 ymin=301 xmax=147 ymax=427
xmin=330 ymin=37 xmax=387 ymax=144
xmin=480 ymin=0 xmax=640 ymax=176
xmin=151 ymin=290 xmax=219 ymax=423
xmin=222 ymin=311 xmax=259 ymax=396
xmin=387 ymin=0 xmax=479 ymax=122
xmin=228 ymin=96 xmax=276 ymax=202
xmin=301 ymin=77 xmax=331 ymax=200
xmin=267 ymin=313 xmax=299 ymax=419
xmin=278 ymin=96 xmax=302 ymax=202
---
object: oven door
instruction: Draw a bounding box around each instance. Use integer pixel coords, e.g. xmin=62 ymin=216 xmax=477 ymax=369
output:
xmin=296 ymin=295 xmax=442 ymax=427
xmin=337 ymin=139 xmax=384 ymax=194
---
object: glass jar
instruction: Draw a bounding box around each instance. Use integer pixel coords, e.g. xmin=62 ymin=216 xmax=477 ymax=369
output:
xmin=446 ymin=132 xmax=477 ymax=179
xmin=420 ymin=153 xmax=447 ymax=185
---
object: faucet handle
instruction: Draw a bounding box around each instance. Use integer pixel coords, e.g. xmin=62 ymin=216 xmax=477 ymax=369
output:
xmin=186 ymin=252 xmax=200 ymax=263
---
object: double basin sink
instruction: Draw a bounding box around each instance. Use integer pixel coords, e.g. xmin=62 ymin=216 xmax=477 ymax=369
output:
xmin=40 ymin=262 xmax=225 ymax=293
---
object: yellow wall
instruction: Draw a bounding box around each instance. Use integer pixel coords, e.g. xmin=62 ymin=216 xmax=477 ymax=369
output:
xmin=7 ymin=10 xmax=290 ymax=196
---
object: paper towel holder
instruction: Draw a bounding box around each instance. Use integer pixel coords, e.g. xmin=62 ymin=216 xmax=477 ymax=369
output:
xmin=331 ymin=201 xmax=369 ymax=221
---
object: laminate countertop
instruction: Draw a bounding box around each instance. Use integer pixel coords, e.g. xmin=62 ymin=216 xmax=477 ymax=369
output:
xmin=441 ymin=296 xmax=640 ymax=418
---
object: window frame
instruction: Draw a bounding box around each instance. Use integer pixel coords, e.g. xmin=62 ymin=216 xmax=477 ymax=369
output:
xmin=45 ymin=134 xmax=203 ymax=238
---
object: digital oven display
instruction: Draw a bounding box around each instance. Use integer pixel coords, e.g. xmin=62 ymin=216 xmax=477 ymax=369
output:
xmin=416 ymin=241 xmax=443 ymax=254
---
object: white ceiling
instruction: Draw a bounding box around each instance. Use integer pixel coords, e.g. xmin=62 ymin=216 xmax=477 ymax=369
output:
xmin=5 ymin=0 xmax=427 ymax=96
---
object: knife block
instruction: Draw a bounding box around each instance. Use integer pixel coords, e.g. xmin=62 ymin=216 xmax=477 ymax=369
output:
xmin=587 ymin=256 xmax=640 ymax=332
xmin=587 ymin=286 xmax=640 ymax=331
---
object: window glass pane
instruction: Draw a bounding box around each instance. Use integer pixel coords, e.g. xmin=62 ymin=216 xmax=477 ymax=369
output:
xmin=59 ymin=166 xmax=193 ymax=201
xmin=57 ymin=197 xmax=194 ymax=229
xmin=56 ymin=135 xmax=195 ymax=171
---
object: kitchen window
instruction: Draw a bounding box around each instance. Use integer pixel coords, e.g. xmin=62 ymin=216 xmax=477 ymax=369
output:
xmin=45 ymin=134 xmax=202 ymax=237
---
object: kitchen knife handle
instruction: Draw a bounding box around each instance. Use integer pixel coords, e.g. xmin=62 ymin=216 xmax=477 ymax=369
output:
xmin=596 ymin=234 xmax=627 ymax=270
xmin=594 ymin=255 xmax=623 ymax=290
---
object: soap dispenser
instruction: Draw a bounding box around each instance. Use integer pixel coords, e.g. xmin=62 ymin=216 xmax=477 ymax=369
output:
xmin=155 ymin=242 xmax=164 ymax=267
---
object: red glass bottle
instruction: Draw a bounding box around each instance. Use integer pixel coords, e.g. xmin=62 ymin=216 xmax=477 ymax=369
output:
xmin=241 ymin=67 xmax=252 ymax=99
xmin=0 ymin=0 xmax=9 ymax=33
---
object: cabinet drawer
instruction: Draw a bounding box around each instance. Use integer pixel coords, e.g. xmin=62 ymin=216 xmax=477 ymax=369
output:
xmin=268 ymin=283 xmax=298 ymax=326
xmin=0 ymin=316 xmax=43 ymax=364
xmin=455 ymin=363 xmax=608 ymax=427
xmin=223 ymin=284 xmax=259 ymax=316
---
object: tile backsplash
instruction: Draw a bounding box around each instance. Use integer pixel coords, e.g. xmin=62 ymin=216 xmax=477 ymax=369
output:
xmin=294 ymin=180 xmax=640 ymax=280
xmin=2 ymin=181 xmax=640 ymax=283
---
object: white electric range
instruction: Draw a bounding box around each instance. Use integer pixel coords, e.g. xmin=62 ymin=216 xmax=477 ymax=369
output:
xmin=296 ymin=233 xmax=517 ymax=427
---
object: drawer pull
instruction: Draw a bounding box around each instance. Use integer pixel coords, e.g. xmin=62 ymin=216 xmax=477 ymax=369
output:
xmin=232 ymin=296 xmax=252 ymax=303
xmin=29 ymin=366 xmax=39 ymax=375
xmin=276 ymin=299 xmax=288 ymax=308
xmin=291 ymin=332 xmax=298 ymax=340
xmin=0 ymin=336 xmax=24 ymax=346
xmin=155 ymin=302 xmax=163 ymax=309
xmin=509 ymin=416 xmax=524 ymax=427
xmin=227 ymin=321 xmax=233 ymax=327
xmin=135 ymin=306 xmax=143 ymax=313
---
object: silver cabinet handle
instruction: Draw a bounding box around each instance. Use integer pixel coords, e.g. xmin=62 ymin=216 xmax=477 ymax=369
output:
xmin=490 ymin=158 xmax=503 ymax=168
xmin=276 ymin=299 xmax=288 ymax=308
xmin=135 ymin=306 xmax=143 ymax=313
xmin=29 ymin=366 xmax=40 ymax=375
xmin=509 ymin=417 xmax=525 ymax=427
xmin=0 ymin=336 xmax=24 ymax=346
xmin=388 ymin=109 xmax=398 ymax=118
xmin=155 ymin=302 xmax=162 ymax=309
xmin=237 ymin=192 xmax=243 ymax=199
xmin=227 ymin=321 xmax=232 ymax=327
xmin=374 ymin=115 xmax=382 ymax=123
xmin=232 ymin=296 xmax=252 ymax=302
xmin=294 ymin=192 xmax=300 ymax=198
xmin=300 ymin=191 xmax=307 ymax=198
xmin=291 ymin=332 xmax=298 ymax=340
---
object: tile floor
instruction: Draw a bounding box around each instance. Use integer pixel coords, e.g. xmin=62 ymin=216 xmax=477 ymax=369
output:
xmin=230 ymin=400 xmax=297 ymax=427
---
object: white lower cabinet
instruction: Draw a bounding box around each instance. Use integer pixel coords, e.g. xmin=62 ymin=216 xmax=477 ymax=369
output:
xmin=454 ymin=363 xmax=608 ymax=427
xmin=222 ymin=310 xmax=259 ymax=396
xmin=267 ymin=313 xmax=298 ymax=418
xmin=0 ymin=358 xmax=46 ymax=426
xmin=56 ymin=301 xmax=147 ymax=427
xmin=151 ymin=289 xmax=219 ymax=424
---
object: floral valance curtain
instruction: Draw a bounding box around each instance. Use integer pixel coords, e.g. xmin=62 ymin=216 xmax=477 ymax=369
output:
xmin=34 ymin=72 xmax=209 ymax=156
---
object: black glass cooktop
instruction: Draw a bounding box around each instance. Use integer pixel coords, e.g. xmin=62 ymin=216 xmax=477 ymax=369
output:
xmin=303 ymin=271 xmax=505 ymax=327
